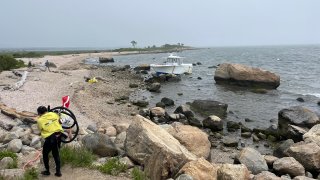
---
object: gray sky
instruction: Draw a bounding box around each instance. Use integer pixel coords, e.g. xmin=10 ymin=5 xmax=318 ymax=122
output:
xmin=0 ymin=0 xmax=319 ymax=48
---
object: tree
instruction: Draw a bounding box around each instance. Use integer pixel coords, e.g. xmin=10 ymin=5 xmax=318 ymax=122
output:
xmin=130 ymin=40 xmax=137 ymax=48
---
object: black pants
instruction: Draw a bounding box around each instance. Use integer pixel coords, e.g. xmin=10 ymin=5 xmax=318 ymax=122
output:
xmin=43 ymin=133 xmax=61 ymax=173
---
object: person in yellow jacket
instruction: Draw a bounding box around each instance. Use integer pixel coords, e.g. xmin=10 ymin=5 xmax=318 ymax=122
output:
xmin=37 ymin=106 xmax=63 ymax=177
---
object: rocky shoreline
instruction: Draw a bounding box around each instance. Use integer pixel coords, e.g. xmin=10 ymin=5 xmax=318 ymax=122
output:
xmin=0 ymin=55 xmax=320 ymax=179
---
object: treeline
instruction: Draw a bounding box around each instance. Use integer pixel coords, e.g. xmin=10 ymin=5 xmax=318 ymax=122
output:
xmin=113 ymin=43 xmax=190 ymax=52
xmin=0 ymin=55 xmax=26 ymax=72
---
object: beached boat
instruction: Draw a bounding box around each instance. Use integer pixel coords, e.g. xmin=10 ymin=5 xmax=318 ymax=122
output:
xmin=150 ymin=54 xmax=193 ymax=75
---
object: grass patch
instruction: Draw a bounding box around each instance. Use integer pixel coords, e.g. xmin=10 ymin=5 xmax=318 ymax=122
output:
xmin=0 ymin=150 xmax=18 ymax=169
xmin=0 ymin=150 xmax=17 ymax=160
xmin=98 ymin=157 xmax=127 ymax=176
xmin=60 ymin=146 xmax=96 ymax=167
xmin=23 ymin=167 xmax=39 ymax=180
xmin=131 ymin=167 xmax=149 ymax=180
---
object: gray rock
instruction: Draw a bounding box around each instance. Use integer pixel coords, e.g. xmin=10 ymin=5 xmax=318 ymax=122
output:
xmin=139 ymin=108 xmax=151 ymax=118
xmin=222 ymin=136 xmax=238 ymax=147
xmin=273 ymin=139 xmax=294 ymax=158
xmin=175 ymin=174 xmax=193 ymax=180
xmin=235 ymin=147 xmax=268 ymax=175
xmin=241 ymin=132 xmax=252 ymax=138
xmin=174 ymin=105 xmax=195 ymax=119
xmin=161 ymin=97 xmax=174 ymax=106
xmin=82 ymin=133 xmax=119 ymax=157
xmin=87 ymin=124 xmax=98 ymax=132
xmin=114 ymin=132 xmax=126 ymax=150
xmin=286 ymin=142 xmax=320 ymax=172
xmin=0 ymin=157 xmax=14 ymax=169
xmin=264 ymin=155 xmax=279 ymax=167
xmin=203 ymin=115 xmax=223 ymax=131
xmin=303 ymin=124 xmax=320 ymax=147
xmin=132 ymin=100 xmax=149 ymax=107
xmin=7 ymin=139 xmax=22 ymax=153
xmin=156 ymin=102 xmax=166 ymax=108
xmin=30 ymin=136 xmax=41 ymax=147
xmin=147 ymin=83 xmax=161 ymax=92
xmin=253 ymin=171 xmax=281 ymax=180
xmin=0 ymin=169 xmax=24 ymax=180
xmin=189 ymin=100 xmax=228 ymax=118
xmin=273 ymin=157 xmax=305 ymax=177
xmin=292 ymin=176 xmax=315 ymax=180
xmin=278 ymin=106 xmax=319 ymax=138
xmin=188 ymin=117 xmax=202 ymax=128
xmin=3 ymin=132 xmax=19 ymax=144
xmin=21 ymin=145 xmax=36 ymax=155
xmin=119 ymin=156 xmax=134 ymax=169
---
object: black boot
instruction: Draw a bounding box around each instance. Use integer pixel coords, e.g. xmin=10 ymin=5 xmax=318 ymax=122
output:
xmin=55 ymin=172 xmax=62 ymax=177
xmin=41 ymin=170 xmax=50 ymax=176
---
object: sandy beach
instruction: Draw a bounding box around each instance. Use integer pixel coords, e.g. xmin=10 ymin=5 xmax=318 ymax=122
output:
xmin=0 ymin=51 xmax=142 ymax=129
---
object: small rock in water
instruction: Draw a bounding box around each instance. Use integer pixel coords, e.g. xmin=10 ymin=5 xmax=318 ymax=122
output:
xmin=245 ymin=118 xmax=253 ymax=122
xmin=252 ymin=134 xmax=260 ymax=142
xmin=197 ymin=77 xmax=202 ymax=80
xmin=222 ymin=136 xmax=238 ymax=147
xmin=317 ymin=101 xmax=320 ymax=106
xmin=296 ymin=97 xmax=304 ymax=102
xmin=177 ymin=93 xmax=183 ymax=96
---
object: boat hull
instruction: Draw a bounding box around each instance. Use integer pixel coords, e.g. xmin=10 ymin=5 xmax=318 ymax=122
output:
xmin=150 ymin=64 xmax=192 ymax=75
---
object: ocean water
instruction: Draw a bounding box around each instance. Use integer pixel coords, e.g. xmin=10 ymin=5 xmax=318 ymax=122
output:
xmin=97 ymin=45 xmax=320 ymax=129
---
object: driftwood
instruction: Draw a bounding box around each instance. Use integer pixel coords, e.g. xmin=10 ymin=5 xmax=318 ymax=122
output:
xmin=0 ymin=103 xmax=37 ymax=124
xmin=12 ymin=71 xmax=28 ymax=90
xmin=12 ymin=70 xmax=23 ymax=77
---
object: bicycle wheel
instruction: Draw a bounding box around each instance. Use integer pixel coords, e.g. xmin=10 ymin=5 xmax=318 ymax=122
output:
xmin=60 ymin=121 xmax=79 ymax=143
xmin=50 ymin=106 xmax=76 ymax=129
xmin=49 ymin=106 xmax=79 ymax=143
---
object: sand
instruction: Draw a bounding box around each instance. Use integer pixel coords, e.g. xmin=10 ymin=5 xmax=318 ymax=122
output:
xmin=0 ymin=51 xmax=143 ymax=129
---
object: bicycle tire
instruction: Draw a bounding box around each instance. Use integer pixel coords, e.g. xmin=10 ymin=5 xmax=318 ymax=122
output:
xmin=49 ymin=106 xmax=79 ymax=143
xmin=50 ymin=106 xmax=76 ymax=129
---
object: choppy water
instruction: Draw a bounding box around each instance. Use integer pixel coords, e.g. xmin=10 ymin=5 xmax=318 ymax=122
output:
xmin=91 ymin=45 xmax=320 ymax=129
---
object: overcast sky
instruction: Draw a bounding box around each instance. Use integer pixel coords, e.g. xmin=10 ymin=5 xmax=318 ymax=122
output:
xmin=0 ymin=0 xmax=319 ymax=49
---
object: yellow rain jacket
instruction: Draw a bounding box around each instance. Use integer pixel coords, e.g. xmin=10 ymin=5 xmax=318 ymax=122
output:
xmin=37 ymin=112 xmax=63 ymax=138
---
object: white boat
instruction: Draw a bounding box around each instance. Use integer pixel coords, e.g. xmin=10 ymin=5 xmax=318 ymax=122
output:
xmin=150 ymin=54 xmax=193 ymax=75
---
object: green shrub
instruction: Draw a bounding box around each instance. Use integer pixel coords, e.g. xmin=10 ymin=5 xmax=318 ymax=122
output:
xmin=0 ymin=150 xmax=18 ymax=169
xmin=98 ymin=157 xmax=127 ymax=176
xmin=0 ymin=55 xmax=26 ymax=72
xmin=23 ymin=167 xmax=39 ymax=180
xmin=131 ymin=167 xmax=149 ymax=180
xmin=60 ymin=146 xmax=96 ymax=167
xmin=0 ymin=150 xmax=17 ymax=160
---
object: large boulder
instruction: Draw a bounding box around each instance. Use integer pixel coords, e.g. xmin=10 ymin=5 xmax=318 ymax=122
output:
xmin=217 ymin=164 xmax=250 ymax=180
xmin=214 ymin=63 xmax=280 ymax=89
xmin=125 ymin=115 xmax=197 ymax=180
xmin=278 ymin=106 xmax=319 ymax=139
xmin=189 ymin=100 xmax=228 ymax=118
xmin=273 ymin=157 xmax=305 ymax=177
xmin=81 ymin=133 xmax=119 ymax=157
xmin=235 ymin=147 xmax=268 ymax=175
xmin=286 ymin=142 xmax=320 ymax=172
xmin=303 ymin=124 xmax=320 ymax=146
xmin=166 ymin=123 xmax=211 ymax=158
xmin=178 ymin=158 xmax=217 ymax=180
